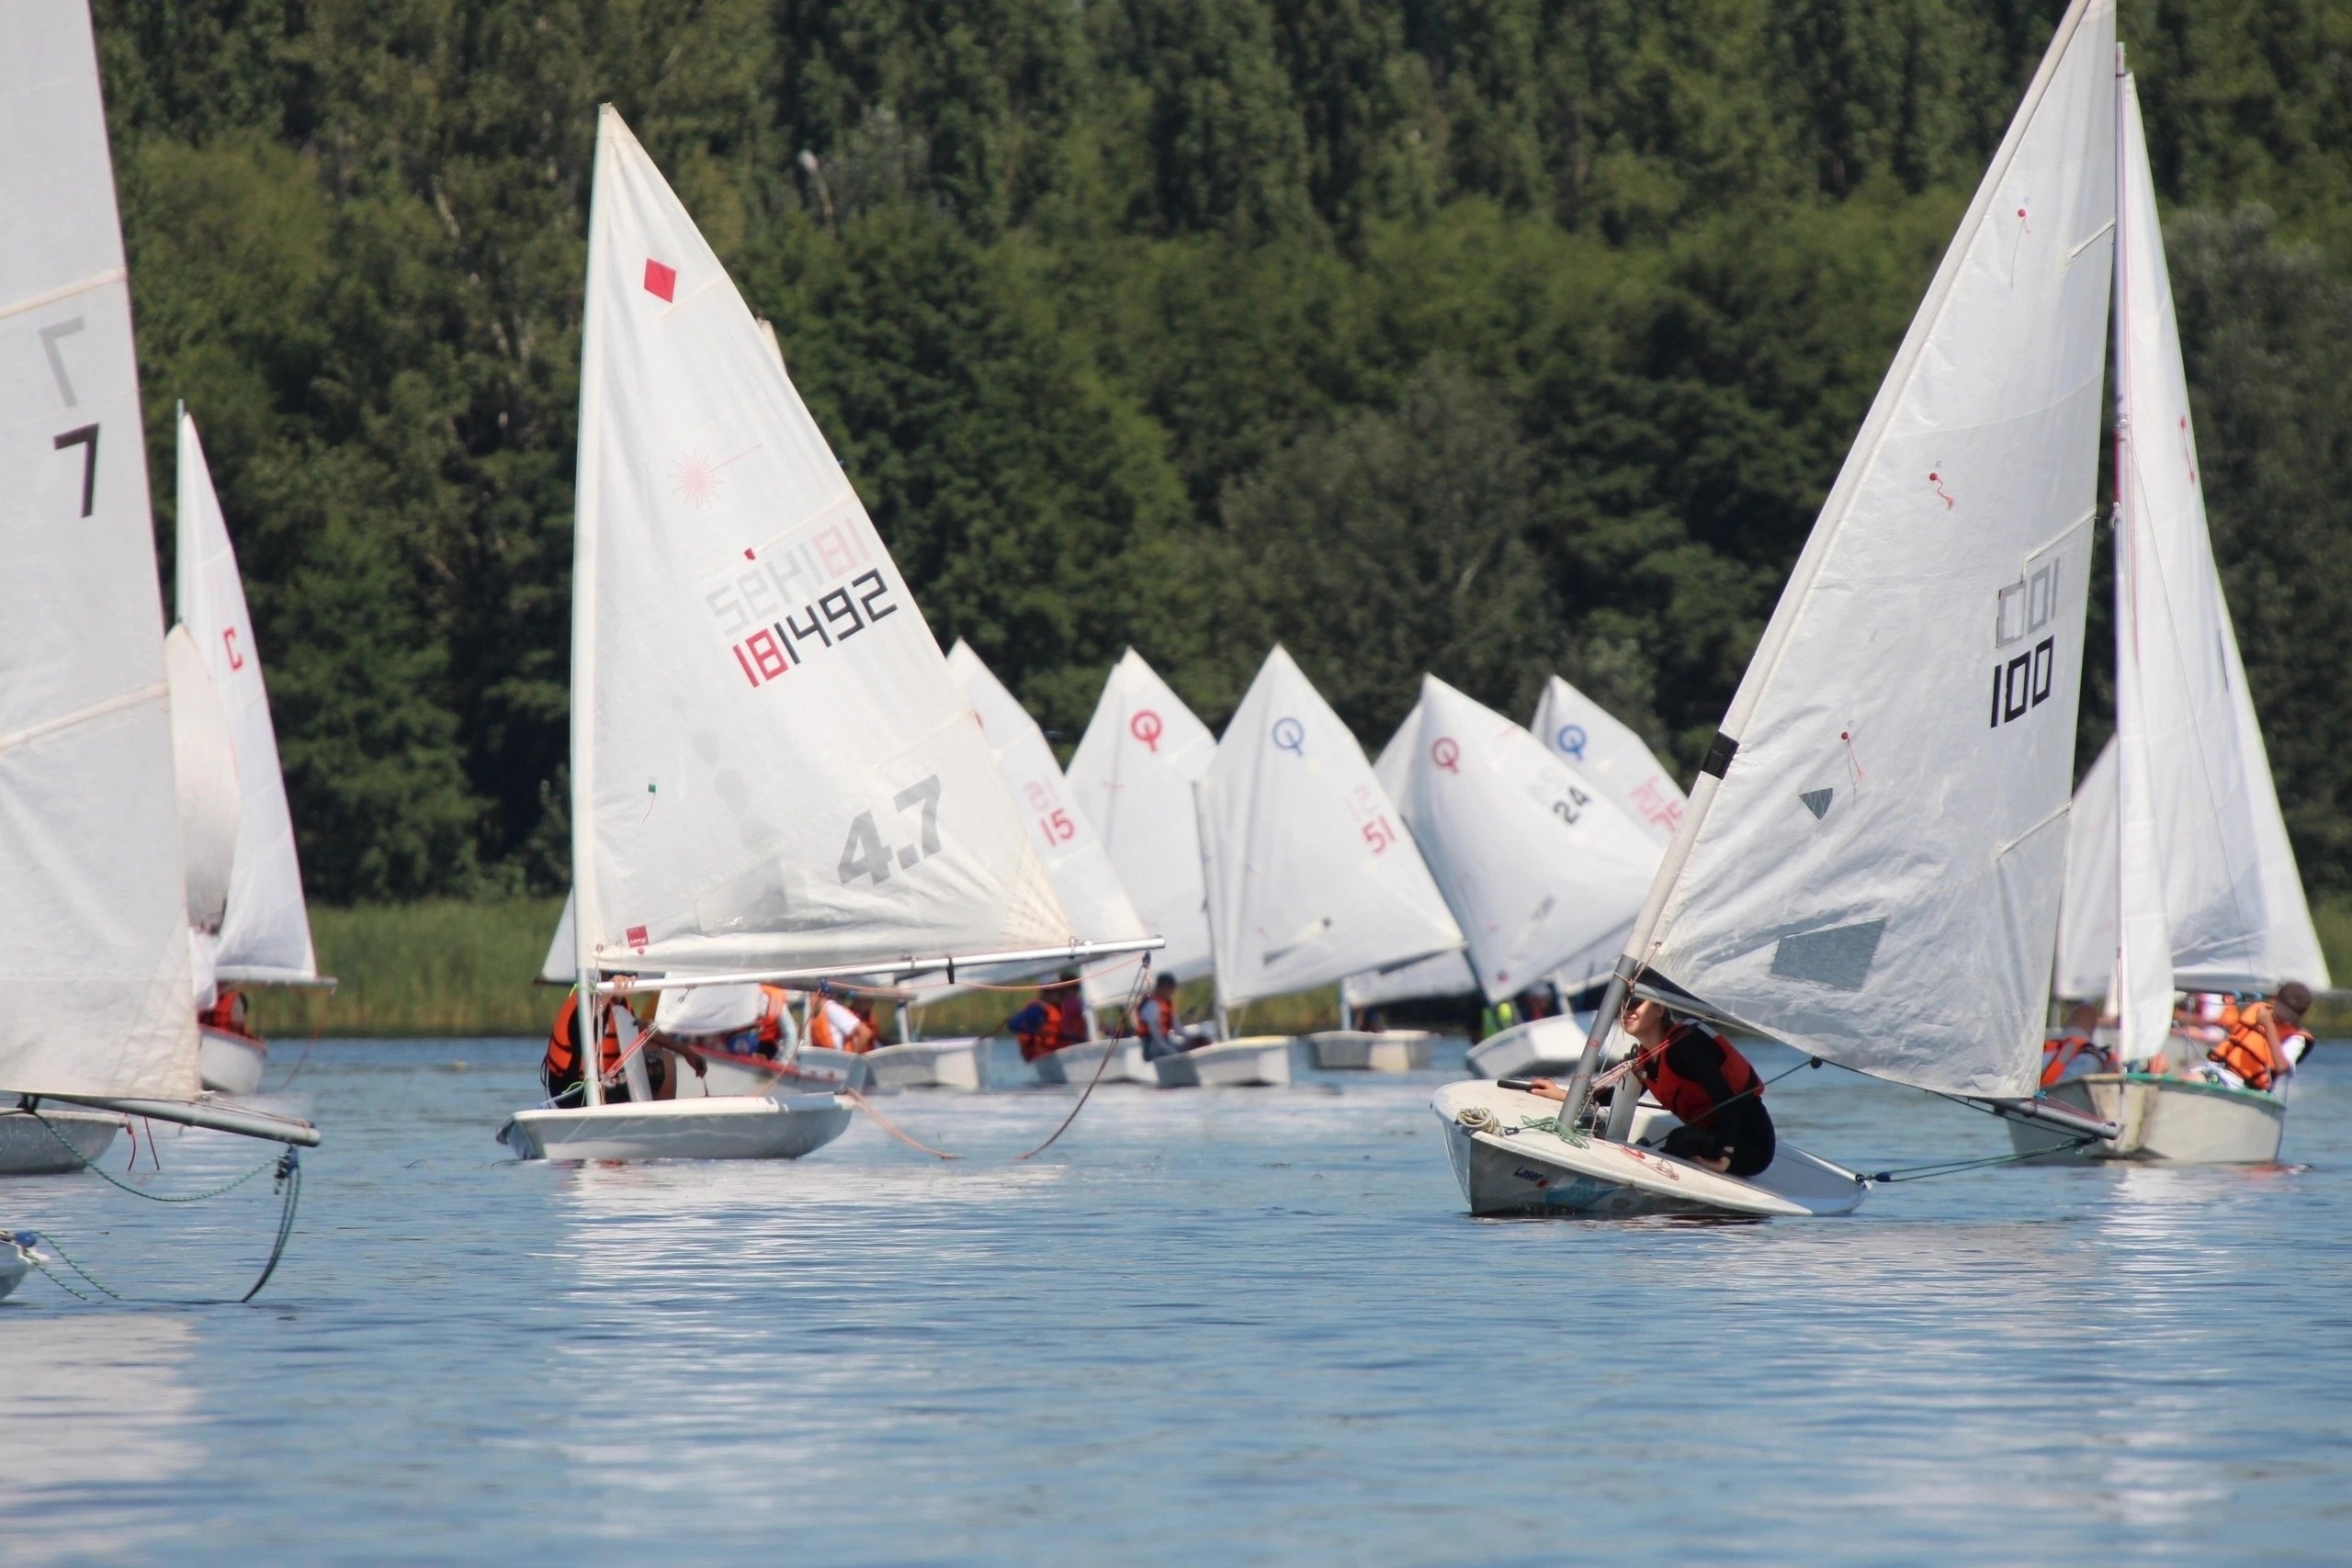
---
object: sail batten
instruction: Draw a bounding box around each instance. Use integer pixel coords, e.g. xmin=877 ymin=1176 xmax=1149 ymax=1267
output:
xmin=569 ymin=107 xmax=1071 ymax=979
xmin=1629 ymin=0 xmax=2118 ymax=1100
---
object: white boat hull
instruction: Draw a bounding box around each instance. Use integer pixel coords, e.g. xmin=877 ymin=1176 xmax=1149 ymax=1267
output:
xmin=502 ymin=1093 xmax=852 ymax=1162
xmin=1031 ymin=1040 xmax=1151 ymax=1087
xmin=198 ymin=1025 xmax=267 ymax=1097
xmin=1464 ymin=1013 xmax=1597 ymax=1078
xmin=863 ymin=1037 xmax=988 ymax=1091
xmin=0 ymin=1108 xmax=124 ymax=1176
xmin=2007 ymin=1073 xmax=2285 ymax=1164
xmin=0 ymin=1238 xmax=27 ymax=1301
xmin=1306 ymin=1030 xmax=1433 ymax=1072
xmin=1153 ymin=1037 xmax=1294 ymax=1089
xmin=1433 ymin=1080 xmax=1867 ymax=1219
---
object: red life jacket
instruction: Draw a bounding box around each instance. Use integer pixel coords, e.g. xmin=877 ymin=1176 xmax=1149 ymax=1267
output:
xmin=753 ymin=986 xmax=793 ymax=1051
xmin=542 ymin=992 xmax=623 ymax=1083
xmin=1016 ymin=1002 xmax=1066 ymax=1062
xmin=2040 ymin=1032 xmax=2111 ymax=1088
xmin=1634 ymin=1024 xmax=1761 ymax=1132
xmin=2211 ymin=1002 xmax=2298 ymax=1091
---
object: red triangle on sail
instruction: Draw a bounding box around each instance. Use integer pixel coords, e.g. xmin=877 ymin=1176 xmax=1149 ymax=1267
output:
xmin=643 ymin=259 xmax=677 ymax=301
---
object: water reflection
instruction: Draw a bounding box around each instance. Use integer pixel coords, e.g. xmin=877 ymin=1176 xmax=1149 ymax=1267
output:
xmin=0 ymin=1314 xmax=202 ymax=1562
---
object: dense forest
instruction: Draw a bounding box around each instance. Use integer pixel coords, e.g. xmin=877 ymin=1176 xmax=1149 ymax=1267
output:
xmin=93 ymin=0 xmax=2352 ymax=905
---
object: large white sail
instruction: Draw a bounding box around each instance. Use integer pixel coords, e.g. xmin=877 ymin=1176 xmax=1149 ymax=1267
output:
xmin=1067 ymin=649 xmax=1216 ymax=981
xmin=0 ymin=0 xmax=200 ymax=1098
xmin=945 ymin=641 xmax=1151 ymax=1007
xmin=539 ymin=890 xmax=578 ymax=985
xmin=2111 ymin=73 xmax=2328 ymax=1000
xmin=175 ymin=411 xmax=320 ymax=984
xmin=1531 ymin=675 xmax=1687 ymax=845
xmin=1378 ymin=676 xmax=1658 ymax=1004
xmin=1196 ymin=648 xmax=1463 ymax=1009
xmin=571 ymin=107 xmax=1069 ymax=976
xmin=1631 ymin=0 xmax=2117 ymax=1100
xmin=2052 ymin=739 xmax=2119 ymax=1001
xmin=164 ymin=626 xmax=241 ymax=937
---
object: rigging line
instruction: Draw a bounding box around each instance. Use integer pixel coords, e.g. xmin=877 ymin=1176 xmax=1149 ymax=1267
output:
xmin=1017 ymin=961 xmax=1154 ymax=1162
xmin=22 ymin=1110 xmax=282 ymax=1202
xmin=1860 ymin=1137 xmax=2097 ymax=1183
xmin=10 ymin=1147 xmax=302 ymax=1305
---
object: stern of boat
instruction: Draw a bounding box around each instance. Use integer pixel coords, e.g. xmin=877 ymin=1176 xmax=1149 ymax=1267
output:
xmin=500 ymin=1093 xmax=852 ymax=1163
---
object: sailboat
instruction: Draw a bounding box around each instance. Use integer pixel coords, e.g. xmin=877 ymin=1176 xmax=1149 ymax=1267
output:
xmin=1434 ymin=0 xmax=2124 ymax=1217
xmin=1068 ymin=649 xmax=1217 ymax=977
xmin=502 ymin=107 xmax=1148 ymax=1162
xmin=942 ymin=641 xmax=1156 ymax=1088
xmin=1 ymin=0 xmax=321 ymax=1202
xmin=2008 ymin=55 xmax=2332 ymax=1165
xmin=174 ymin=409 xmax=334 ymax=1093
xmin=1182 ymin=648 xmax=1465 ymax=1088
xmin=1381 ymin=676 xmax=1660 ymax=1079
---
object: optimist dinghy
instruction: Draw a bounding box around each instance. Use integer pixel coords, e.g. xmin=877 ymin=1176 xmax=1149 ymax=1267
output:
xmin=1178 ymin=648 xmax=1464 ymax=1088
xmin=503 ymin=107 xmax=1149 ymax=1164
xmin=1437 ymin=0 xmax=2128 ymax=1217
xmin=2007 ymin=58 xmax=2330 ymax=1167
xmin=2 ymin=0 xmax=320 ymax=1184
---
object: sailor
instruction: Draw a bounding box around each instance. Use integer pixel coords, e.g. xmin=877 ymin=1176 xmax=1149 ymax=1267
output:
xmin=1477 ymin=996 xmax=1518 ymax=1042
xmin=1525 ymin=992 xmax=1775 ymax=1177
xmin=748 ymin=983 xmax=796 ymax=1059
xmin=1133 ymin=974 xmax=1183 ymax=1060
xmin=1008 ymin=979 xmax=1076 ymax=1062
xmin=541 ymin=987 xmax=626 ymax=1103
xmin=808 ymin=987 xmax=876 ymax=1055
xmin=2041 ymin=1002 xmax=2113 ymax=1086
xmin=2202 ymin=982 xmax=2314 ymax=1092
xmin=198 ymin=985 xmax=254 ymax=1039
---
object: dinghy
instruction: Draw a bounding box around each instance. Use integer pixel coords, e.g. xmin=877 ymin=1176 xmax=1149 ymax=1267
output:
xmin=1068 ymin=650 xmax=1218 ymax=985
xmin=173 ymin=410 xmax=334 ymax=1094
xmin=503 ymin=107 xmax=1146 ymax=1163
xmin=1324 ymin=949 xmax=1475 ymax=1069
xmin=1377 ymin=676 xmax=1658 ymax=1081
xmin=2 ymin=0 xmax=321 ymax=1183
xmin=1029 ymin=1037 xmax=1153 ymax=1086
xmin=1181 ymin=648 xmax=1464 ymax=1088
xmin=1303 ymin=1031 xmax=1434 ymax=1072
xmin=1439 ymin=0 xmax=2124 ymax=1216
xmin=2008 ymin=58 xmax=2329 ymax=1165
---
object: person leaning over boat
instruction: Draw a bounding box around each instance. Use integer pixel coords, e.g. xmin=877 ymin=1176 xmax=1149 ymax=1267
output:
xmin=2198 ymin=982 xmax=2315 ymax=1092
xmin=808 ymin=987 xmax=877 ymax=1054
xmin=1007 ymin=976 xmax=1083 ymax=1062
xmin=1524 ymin=991 xmax=1776 ymax=1178
xmin=2041 ymin=1002 xmax=2114 ymax=1086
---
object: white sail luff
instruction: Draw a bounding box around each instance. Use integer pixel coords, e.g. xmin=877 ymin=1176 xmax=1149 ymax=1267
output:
xmin=1067 ymin=649 xmax=1218 ymax=981
xmin=0 ymin=0 xmax=199 ymax=1098
xmin=175 ymin=411 xmax=319 ymax=981
xmin=1628 ymin=0 xmax=2117 ymax=1099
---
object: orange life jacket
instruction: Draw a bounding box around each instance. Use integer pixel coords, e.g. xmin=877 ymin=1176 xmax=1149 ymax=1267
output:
xmin=2211 ymin=1002 xmax=2300 ymax=1091
xmin=2041 ymin=1032 xmax=2111 ymax=1088
xmin=198 ymin=987 xmax=252 ymax=1036
xmin=1635 ymin=1024 xmax=1761 ymax=1133
xmin=753 ymin=986 xmax=793 ymax=1052
xmin=542 ymin=992 xmax=624 ymax=1084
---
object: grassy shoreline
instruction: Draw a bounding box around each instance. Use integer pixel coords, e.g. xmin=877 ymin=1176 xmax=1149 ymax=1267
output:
xmin=249 ymin=896 xmax=2352 ymax=1040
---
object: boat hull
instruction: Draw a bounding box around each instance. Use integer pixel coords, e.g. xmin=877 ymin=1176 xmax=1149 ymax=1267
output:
xmin=198 ymin=1025 xmax=267 ymax=1097
xmin=1432 ymin=1081 xmax=1866 ymax=1219
xmin=863 ymin=1037 xmax=988 ymax=1091
xmin=0 ymin=1108 xmax=124 ymax=1176
xmin=1153 ymin=1037 xmax=1294 ymax=1089
xmin=0 ymin=1238 xmax=27 ymax=1301
xmin=1305 ymin=1030 xmax=1433 ymax=1072
xmin=2007 ymin=1073 xmax=2285 ymax=1164
xmin=502 ymin=1094 xmax=852 ymax=1162
xmin=1031 ymin=1040 xmax=1150 ymax=1086
xmin=1464 ymin=1014 xmax=1597 ymax=1079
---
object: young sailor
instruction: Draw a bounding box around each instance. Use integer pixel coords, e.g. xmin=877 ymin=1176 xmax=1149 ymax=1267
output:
xmin=1525 ymin=992 xmax=1775 ymax=1177
xmin=2041 ymin=1002 xmax=2114 ymax=1086
xmin=2200 ymin=982 xmax=2314 ymax=1091
xmin=808 ymin=987 xmax=877 ymax=1055
xmin=542 ymin=988 xmax=626 ymax=1103
xmin=1008 ymin=976 xmax=1086 ymax=1062
xmin=198 ymin=985 xmax=257 ymax=1041
xmin=1132 ymin=973 xmax=1183 ymax=1060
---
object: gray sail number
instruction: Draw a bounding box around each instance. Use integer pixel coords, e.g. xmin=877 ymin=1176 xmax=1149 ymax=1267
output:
xmin=36 ymin=316 xmax=97 ymax=516
xmin=839 ymin=773 xmax=944 ymax=885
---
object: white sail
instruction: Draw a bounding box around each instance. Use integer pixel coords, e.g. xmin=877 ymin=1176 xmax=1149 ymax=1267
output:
xmin=0 ymin=0 xmax=200 ymax=1098
xmin=1067 ymin=649 xmax=1217 ymax=981
xmin=945 ymin=642 xmax=1151 ymax=1007
xmin=1531 ymin=675 xmax=1687 ymax=844
xmin=1341 ymin=947 xmax=1478 ymax=1010
xmin=164 ymin=626 xmax=241 ymax=935
xmin=1631 ymin=0 xmax=2117 ymax=1100
xmin=1196 ymin=647 xmax=1463 ymax=1009
xmin=540 ymin=889 xmax=578 ymax=984
xmin=2112 ymin=73 xmax=2328 ymax=999
xmin=571 ymin=107 xmax=1069 ymax=976
xmin=175 ymin=410 xmax=319 ymax=984
xmin=2052 ymin=739 xmax=2118 ymax=1001
xmin=1377 ymin=676 xmax=1659 ymax=1005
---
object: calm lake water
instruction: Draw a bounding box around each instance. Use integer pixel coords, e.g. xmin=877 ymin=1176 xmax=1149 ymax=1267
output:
xmin=4 ymin=1036 xmax=2347 ymax=1565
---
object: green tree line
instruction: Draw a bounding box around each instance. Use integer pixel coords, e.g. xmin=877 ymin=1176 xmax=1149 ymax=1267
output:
xmin=96 ymin=0 xmax=2352 ymax=903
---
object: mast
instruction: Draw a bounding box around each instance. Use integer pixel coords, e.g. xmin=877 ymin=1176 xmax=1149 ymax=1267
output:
xmin=2107 ymin=42 xmax=2137 ymax=1057
xmin=570 ymin=109 xmax=616 ymax=1111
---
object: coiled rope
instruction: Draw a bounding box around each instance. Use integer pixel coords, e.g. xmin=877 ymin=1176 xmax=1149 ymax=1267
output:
xmin=11 ymin=1109 xmax=304 ymax=1304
